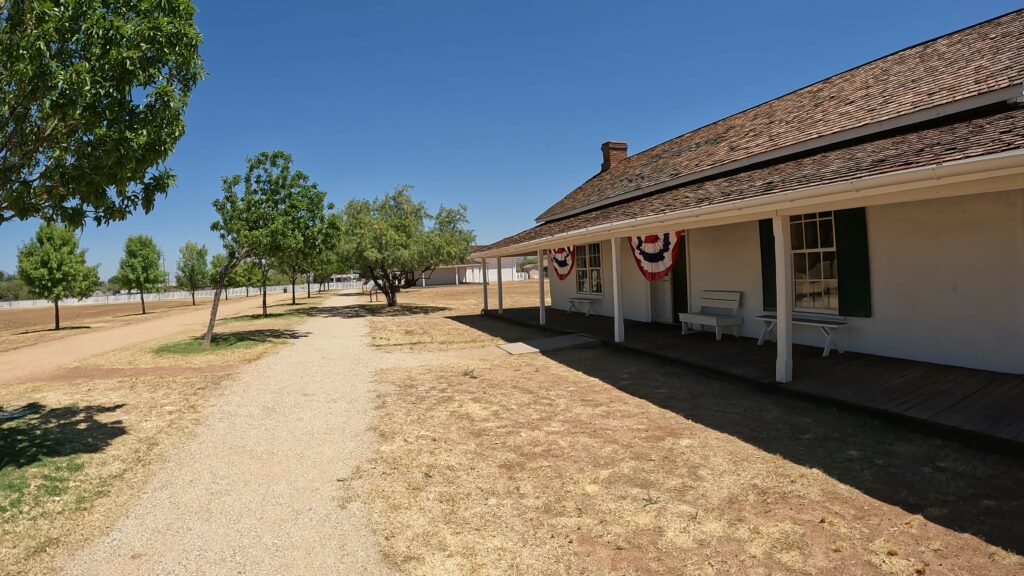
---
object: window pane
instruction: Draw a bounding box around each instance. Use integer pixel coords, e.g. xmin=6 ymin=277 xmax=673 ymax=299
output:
xmin=821 ymin=251 xmax=838 ymax=279
xmin=576 ymin=245 xmax=587 ymax=260
xmin=590 ymin=254 xmax=600 ymax=268
xmin=824 ymin=280 xmax=839 ymax=310
xmin=809 ymin=281 xmax=824 ymax=309
xmin=577 ymin=269 xmax=588 ymax=293
xmin=790 ymin=214 xmax=802 ymax=222
xmin=793 ymin=253 xmax=808 ymax=279
xmin=791 ymin=222 xmax=804 ymax=250
xmin=795 ymin=281 xmax=813 ymax=309
xmin=807 ymin=252 xmax=823 ymax=280
xmin=804 ymin=221 xmax=819 ymax=249
xmin=590 ymin=243 xmax=601 ymax=255
xmin=819 ymin=218 xmax=835 ymax=248
xmin=590 ymin=270 xmax=602 ymax=294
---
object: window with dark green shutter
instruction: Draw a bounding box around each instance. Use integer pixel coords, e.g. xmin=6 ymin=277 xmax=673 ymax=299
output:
xmin=757 ymin=208 xmax=871 ymax=317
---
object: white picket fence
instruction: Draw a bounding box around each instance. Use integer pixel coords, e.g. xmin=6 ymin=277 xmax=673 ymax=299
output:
xmin=0 ymin=280 xmax=365 ymax=310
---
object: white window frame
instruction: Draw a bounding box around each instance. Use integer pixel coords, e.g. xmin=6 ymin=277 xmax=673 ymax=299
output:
xmin=575 ymin=242 xmax=603 ymax=295
xmin=790 ymin=211 xmax=838 ymax=314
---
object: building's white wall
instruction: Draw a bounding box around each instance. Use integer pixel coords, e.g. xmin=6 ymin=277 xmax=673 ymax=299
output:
xmin=422 ymin=267 xmax=458 ymax=286
xmin=461 ymin=258 xmax=526 ymax=284
xmin=846 ymin=190 xmax=1024 ymax=373
xmin=687 ymin=221 xmax=766 ymax=338
xmin=546 ymin=190 xmax=1024 ymax=373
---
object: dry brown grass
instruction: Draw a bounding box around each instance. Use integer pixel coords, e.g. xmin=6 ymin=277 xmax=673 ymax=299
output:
xmin=347 ymin=282 xmax=1024 ymax=576
xmin=0 ymin=293 xmax=330 ymax=575
xmin=364 ymin=282 xmax=548 ymax=351
xmin=0 ymin=295 xmax=232 ymax=354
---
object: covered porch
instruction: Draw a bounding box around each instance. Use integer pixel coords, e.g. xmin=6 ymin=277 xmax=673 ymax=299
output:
xmin=485 ymin=306 xmax=1024 ymax=446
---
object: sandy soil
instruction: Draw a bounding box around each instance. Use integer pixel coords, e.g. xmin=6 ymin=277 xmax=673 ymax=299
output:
xmin=346 ymin=282 xmax=1024 ymax=576
xmin=60 ymin=296 xmax=396 ymax=575
xmin=0 ymin=293 xmax=293 ymax=386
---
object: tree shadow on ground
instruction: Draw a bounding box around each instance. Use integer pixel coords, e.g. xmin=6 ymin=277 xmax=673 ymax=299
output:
xmin=210 ymin=328 xmax=309 ymax=343
xmin=0 ymin=403 xmax=127 ymax=470
xmin=449 ymin=313 xmax=1024 ymax=555
xmin=15 ymin=325 xmax=91 ymax=335
xmin=295 ymin=304 xmax=450 ymax=319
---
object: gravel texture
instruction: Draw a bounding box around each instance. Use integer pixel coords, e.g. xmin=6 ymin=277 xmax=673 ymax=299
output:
xmin=62 ymin=297 xmax=394 ymax=575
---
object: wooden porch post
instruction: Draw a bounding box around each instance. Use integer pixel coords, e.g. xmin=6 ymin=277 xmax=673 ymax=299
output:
xmin=773 ymin=215 xmax=794 ymax=382
xmin=537 ymin=249 xmax=546 ymax=325
xmin=481 ymin=259 xmax=489 ymax=312
xmin=496 ymin=257 xmax=504 ymax=315
xmin=611 ymin=237 xmax=625 ymax=343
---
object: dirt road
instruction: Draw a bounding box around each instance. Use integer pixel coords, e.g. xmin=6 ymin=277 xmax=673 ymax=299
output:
xmin=0 ymin=294 xmax=293 ymax=386
xmin=61 ymin=296 xmax=392 ymax=575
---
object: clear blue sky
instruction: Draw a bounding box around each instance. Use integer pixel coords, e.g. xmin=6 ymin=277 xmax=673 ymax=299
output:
xmin=1 ymin=0 xmax=1020 ymax=278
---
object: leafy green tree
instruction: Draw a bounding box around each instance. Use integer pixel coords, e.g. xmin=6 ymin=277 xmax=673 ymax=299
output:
xmin=235 ymin=260 xmax=262 ymax=297
xmin=203 ymin=151 xmax=325 ymax=345
xmin=271 ymin=183 xmax=337 ymax=304
xmin=116 ymin=235 xmax=164 ymax=314
xmin=0 ymin=276 xmax=31 ymax=301
xmin=175 ymin=241 xmax=208 ymax=305
xmin=0 ymin=0 xmax=204 ymax=227
xmin=15 ymin=223 xmax=99 ymax=329
xmin=208 ymin=253 xmax=237 ymax=300
xmin=336 ymin=185 xmax=474 ymax=306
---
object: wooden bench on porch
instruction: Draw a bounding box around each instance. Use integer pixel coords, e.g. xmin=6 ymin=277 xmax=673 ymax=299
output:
xmin=679 ymin=290 xmax=743 ymax=341
xmin=567 ymin=296 xmax=600 ymax=316
xmin=756 ymin=313 xmax=848 ymax=357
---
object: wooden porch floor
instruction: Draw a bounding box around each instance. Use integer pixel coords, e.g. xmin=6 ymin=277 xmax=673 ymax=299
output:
xmin=488 ymin=307 xmax=1024 ymax=445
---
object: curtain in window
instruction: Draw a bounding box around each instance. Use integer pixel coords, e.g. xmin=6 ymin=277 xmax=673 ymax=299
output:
xmin=629 ymin=231 xmax=684 ymax=281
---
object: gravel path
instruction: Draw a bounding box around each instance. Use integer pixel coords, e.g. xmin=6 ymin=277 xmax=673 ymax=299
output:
xmin=62 ymin=296 xmax=394 ymax=575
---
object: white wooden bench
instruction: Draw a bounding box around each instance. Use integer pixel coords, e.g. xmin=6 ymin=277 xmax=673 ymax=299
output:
xmin=756 ymin=313 xmax=848 ymax=357
xmin=678 ymin=291 xmax=743 ymax=341
xmin=567 ymin=296 xmax=600 ymax=316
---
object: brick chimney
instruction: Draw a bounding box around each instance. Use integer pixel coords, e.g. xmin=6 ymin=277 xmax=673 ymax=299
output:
xmin=601 ymin=141 xmax=628 ymax=172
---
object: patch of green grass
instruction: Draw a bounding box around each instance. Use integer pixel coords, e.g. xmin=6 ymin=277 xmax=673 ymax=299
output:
xmin=0 ymin=455 xmax=85 ymax=518
xmin=154 ymin=329 xmax=308 ymax=355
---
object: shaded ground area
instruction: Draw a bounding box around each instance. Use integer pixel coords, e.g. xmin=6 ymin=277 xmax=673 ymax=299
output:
xmin=347 ymin=281 xmax=1024 ymax=575
xmin=491 ymin=306 xmax=1024 ymax=444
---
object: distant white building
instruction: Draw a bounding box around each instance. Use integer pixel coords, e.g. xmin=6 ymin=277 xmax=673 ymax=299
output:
xmin=420 ymin=257 xmax=527 ymax=286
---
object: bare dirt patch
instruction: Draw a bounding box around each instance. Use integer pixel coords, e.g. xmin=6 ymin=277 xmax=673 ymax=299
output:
xmin=362 ymin=282 xmax=549 ymax=351
xmin=0 ymin=297 xmax=209 ymax=353
xmin=348 ymin=283 xmax=1024 ymax=576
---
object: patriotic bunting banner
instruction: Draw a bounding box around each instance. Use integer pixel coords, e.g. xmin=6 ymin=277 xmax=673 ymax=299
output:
xmin=630 ymin=231 xmax=684 ymax=281
xmin=550 ymin=246 xmax=576 ymax=280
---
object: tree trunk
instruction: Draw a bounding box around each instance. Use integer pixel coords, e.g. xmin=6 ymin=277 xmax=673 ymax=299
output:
xmin=261 ymin=267 xmax=268 ymax=317
xmin=306 ymin=276 xmax=311 ymax=299
xmin=140 ymin=290 xmax=147 ymax=314
xmin=245 ymin=286 xmax=250 ymax=297
xmin=225 ymin=288 xmax=229 ymax=300
xmin=191 ymin=290 xmax=196 ymax=306
xmin=202 ymin=261 xmax=234 ymax=347
xmin=291 ymin=279 xmax=296 ymax=305
xmin=54 ymin=301 xmax=60 ymax=330
xmin=203 ymin=284 xmax=224 ymax=347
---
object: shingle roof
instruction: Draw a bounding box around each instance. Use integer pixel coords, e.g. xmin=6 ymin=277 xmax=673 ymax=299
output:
xmin=537 ymin=10 xmax=1024 ymax=222
xmin=483 ymin=105 xmax=1024 ymax=253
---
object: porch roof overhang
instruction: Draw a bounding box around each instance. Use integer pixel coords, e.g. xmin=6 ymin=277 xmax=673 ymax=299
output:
xmin=473 ymin=106 xmax=1024 ymax=259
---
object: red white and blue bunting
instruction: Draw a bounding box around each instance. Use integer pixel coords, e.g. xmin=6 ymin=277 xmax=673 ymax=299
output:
xmin=549 ymin=246 xmax=576 ymax=280
xmin=630 ymin=231 xmax=684 ymax=281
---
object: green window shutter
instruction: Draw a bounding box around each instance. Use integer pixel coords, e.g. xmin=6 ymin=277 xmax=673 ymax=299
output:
xmin=758 ymin=219 xmax=776 ymax=311
xmin=835 ymin=207 xmax=872 ymax=317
